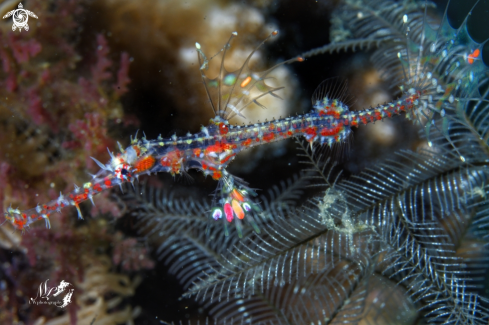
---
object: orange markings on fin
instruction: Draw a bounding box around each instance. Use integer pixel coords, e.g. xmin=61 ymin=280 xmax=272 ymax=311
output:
xmin=232 ymin=199 xmax=245 ymax=219
xmin=468 ymin=49 xmax=480 ymax=64
xmin=231 ymin=189 xmax=244 ymax=202
xmin=240 ymin=76 xmax=252 ymax=88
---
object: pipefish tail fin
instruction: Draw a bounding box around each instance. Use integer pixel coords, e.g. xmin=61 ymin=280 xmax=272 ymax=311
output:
xmin=195 ymin=30 xmax=304 ymax=122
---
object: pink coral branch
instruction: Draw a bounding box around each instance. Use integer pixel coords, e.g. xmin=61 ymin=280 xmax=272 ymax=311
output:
xmin=0 ymin=46 xmax=17 ymax=91
xmin=26 ymin=87 xmax=57 ymax=131
xmin=114 ymin=52 xmax=131 ymax=97
xmin=112 ymin=233 xmax=155 ymax=271
xmin=91 ymin=34 xmax=112 ymax=85
xmin=7 ymin=33 xmax=42 ymax=64
xmin=0 ymin=47 xmax=11 ymax=72
xmin=5 ymin=71 xmax=17 ymax=92
xmin=0 ymin=163 xmax=10 ymax=211
xmin=62 ymin=113 xmax=114 ymax=168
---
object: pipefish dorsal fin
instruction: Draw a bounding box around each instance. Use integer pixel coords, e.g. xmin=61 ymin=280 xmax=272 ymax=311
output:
xmin=195 ymin=30 xmax=303 ymax=121
xmin=311 ymin=77 xmax=355 ymax=110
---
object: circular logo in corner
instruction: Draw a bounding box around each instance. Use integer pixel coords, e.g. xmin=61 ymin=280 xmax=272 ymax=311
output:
xmin=2 ymin=3 xmax=38 ymax=32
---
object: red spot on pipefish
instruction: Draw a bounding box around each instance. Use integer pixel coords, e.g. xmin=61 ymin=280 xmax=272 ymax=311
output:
xmin=327 ymin=111 xmax=341 ymax=119
xmin=212 ymin=171 xmax=222 ymax=180
xmin=219 ymin=122 xmax=229 ymax=135
xmin=219 ymin=153 xmax=235 ymax=164
xmin=305 ymin=127 xmax=317 ymax=138
xmin=160 ymin=149 xmax=183 ymax=174
xmin=320 ymin=124 xmax=343 ymax=137
xmin=242 ymin=138 xmax=252 ymax=146
xmin=205 ymin=141 xmax=236 ymax=155
xmin=263 ymin=132 xmax=275 ymax=142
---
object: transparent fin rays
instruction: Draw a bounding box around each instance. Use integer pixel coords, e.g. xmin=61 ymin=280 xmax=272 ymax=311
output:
xmin=196 ymin=30 xmax=303 ymax=121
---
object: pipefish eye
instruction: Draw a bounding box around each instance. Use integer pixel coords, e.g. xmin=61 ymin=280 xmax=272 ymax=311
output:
xmin=121 ymin=168 xmax=129 ymax=175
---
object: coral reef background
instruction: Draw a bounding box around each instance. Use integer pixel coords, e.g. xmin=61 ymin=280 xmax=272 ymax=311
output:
xmin=1 ymin=0 xmax=486 ymax=324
